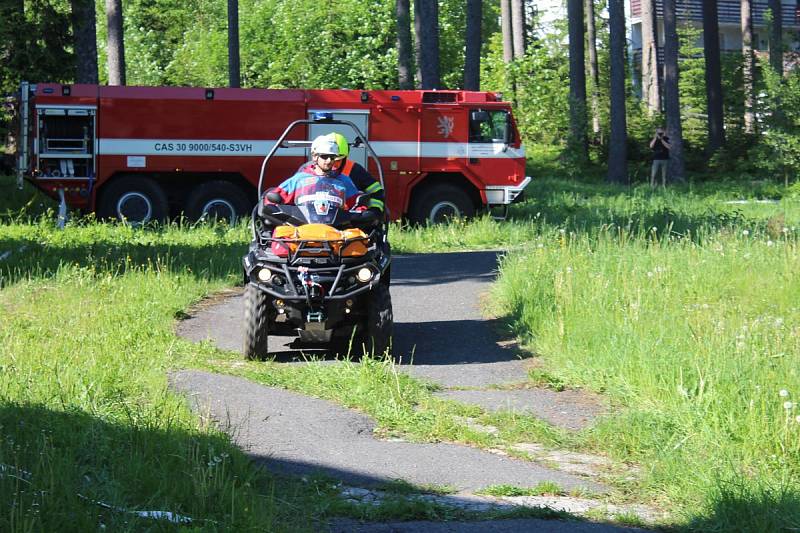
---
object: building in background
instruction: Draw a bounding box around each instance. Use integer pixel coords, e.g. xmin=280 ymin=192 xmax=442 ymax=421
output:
xmin=629 ymin=0 xmax=800 ymax=96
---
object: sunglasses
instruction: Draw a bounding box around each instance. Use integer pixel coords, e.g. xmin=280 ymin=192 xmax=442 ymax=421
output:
xmin=315 ymin=154 xmax=343 ymax=161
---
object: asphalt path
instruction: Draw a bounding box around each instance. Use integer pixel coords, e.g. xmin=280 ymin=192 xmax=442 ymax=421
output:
xmin=178 ymin=251 xmax=532 ymax=387
xmin=170 ymin=369 xmax=604 ymax=494
xmin=173 ymin=251 xmax=632 ymax=531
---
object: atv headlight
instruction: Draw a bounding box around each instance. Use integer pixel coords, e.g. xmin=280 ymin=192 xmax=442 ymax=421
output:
xmin=356 ymin=267 xmax=373 ymax=283
xmin=257 ymin=268 xmax=271 ymax=282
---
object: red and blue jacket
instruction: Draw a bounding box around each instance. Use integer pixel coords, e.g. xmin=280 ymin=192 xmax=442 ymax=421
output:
xmin=296 ymin=160 xmax=385 ymax=212
xmin=268 ymin=169 xmax=361 ymax=210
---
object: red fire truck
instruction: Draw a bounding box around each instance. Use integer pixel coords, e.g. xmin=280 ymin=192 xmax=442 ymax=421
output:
xmin=15 ymin=81 xmax=530 ymax=224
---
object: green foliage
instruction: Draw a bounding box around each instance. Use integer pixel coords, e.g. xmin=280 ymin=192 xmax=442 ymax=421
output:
xmin=110 ymin=0 xmax=494 ymax=90
xmin=0 ymin=0 xmax=75 ymax=142
xmin=0 ymin=0 xmax=74 ymax=95
xmin=676 ymin=22 xmax=707 ymax=167
xmin=751 ymin=60 xmax=800 ymax=184
xmin=482 ymin=25 xmax=571 ymax=145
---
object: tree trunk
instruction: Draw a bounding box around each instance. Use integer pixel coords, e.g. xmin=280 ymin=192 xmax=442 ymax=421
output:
xmin=70 ymin=0 xmax=98 ymax=84
xmin=702 ymin=0 xmax=725 ymax=153
xmin=501 ymin=0 xmax=514 ymax=63
xmin=741 ymin=0 xmax=755 ymax=132
xmin=414 ymin=0 xmax=440 ymax=89
xmin=105 ymin=0 xmax=125 ymax=85
xmin=227 ymin=0 xmax=240 ymax=87
xmin=567 ymin=0 xmax=588 ymax=162
xmin=414 ymin=0 xmax=422 ymax=86
xmin=768 ymin=0 xmax=782 ymax=75
xmin=396 ymin=0 xmax=413 ymax=89
xmin=641 ymin=0 xmax=661 ymax=113
xmin=585 ymin=0 xmax=600 ymax=138
xmin=511 ymin=0 xmax=526 ymax=59
xmin=463 ymin=0 xmax=481 ymax=90
xmin=662 ymin=0 xmax=685 ymax=180
xmin=608 ymin=0 xmax=627 ymax=184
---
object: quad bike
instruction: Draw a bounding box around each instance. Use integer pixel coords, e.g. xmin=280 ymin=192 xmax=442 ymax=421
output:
xmin=241 ymin=115 xmax=393 ymax=360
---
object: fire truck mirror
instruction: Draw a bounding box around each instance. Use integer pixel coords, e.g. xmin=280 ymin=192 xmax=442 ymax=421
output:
xmin=470 ymin=110 xmax=489 ymax=123
xmin=504 ymin=114 xmax=514 ymax=144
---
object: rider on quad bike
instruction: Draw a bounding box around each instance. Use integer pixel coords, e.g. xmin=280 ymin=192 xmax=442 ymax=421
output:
xmin=267 ymin=133 xmax=383 ymax=220
xmin=242 ymin=122 xmax=393 ymax=361
xmin=295 ymin=132 xmax=386 ymax=217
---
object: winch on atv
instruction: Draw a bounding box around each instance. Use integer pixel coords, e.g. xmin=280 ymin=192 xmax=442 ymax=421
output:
xmin=242 ymin=115 xmax=393 ymax=360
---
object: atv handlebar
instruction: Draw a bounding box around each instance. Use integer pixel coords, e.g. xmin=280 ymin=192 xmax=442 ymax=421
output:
xmin=257 ymin=202 xmax=380 ymax=228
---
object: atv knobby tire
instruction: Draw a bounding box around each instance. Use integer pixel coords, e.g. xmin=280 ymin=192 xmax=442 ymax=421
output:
xmin=362 ymin=282 xmax=393 ymax=358
xmin=243 ymin=284 xmax=270 ymax=360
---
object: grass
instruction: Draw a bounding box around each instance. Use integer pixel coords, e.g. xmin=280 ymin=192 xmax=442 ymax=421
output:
xmin=0 ymin=234 xmax=326 ymax=530
xmin=489 ymin=197 xmax=800 ymax=528
xmin=479 ymin=481 xmax=565 ymax=497
xmin=3 ymin=173 xmax=800 ymax=530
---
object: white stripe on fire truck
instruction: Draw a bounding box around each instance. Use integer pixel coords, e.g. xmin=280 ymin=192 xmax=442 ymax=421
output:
xmin=97 ymin=139 xmax=526 ymax=159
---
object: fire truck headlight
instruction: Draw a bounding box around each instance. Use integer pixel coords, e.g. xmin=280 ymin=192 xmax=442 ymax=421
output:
xmin=356 ymin=267 xmax=373 ymax=283
xmin=257 ymin=268 xmax=271 ymax=282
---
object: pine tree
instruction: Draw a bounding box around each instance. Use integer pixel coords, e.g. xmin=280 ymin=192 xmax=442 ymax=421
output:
xmin=228 ymin=0 xmax=240 ymax=88
xmin=567 ymin=0 xmax=588 ymax=162
xmin=396 ymin=0 xmax=413 ymax=89
xmin=70 ymin=0 xmax=98 ymax=84
xmin=105 ymin=0 xmax=126 ymax=85
xmin=662 ymin=0 xmax=685 ymax=180
xmin=463 ymin=0 xmax=482 ymax=90
xmin=702 ymin=0 xmax=725 ymax=152
xmin=608 ymin=0 xmax=627 ymax=183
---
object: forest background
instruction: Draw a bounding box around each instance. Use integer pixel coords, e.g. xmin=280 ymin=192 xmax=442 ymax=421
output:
xmin=1 ymin=0 xmax=799 ymax=185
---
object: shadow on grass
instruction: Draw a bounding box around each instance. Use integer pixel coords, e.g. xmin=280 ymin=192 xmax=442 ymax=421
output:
xmin=682 ymin=480 xmax=800 ymax=533
xmin=0 ymin=233 xmax=244 ymax=287
xmin=0 ymin=402 xmax=315 ymax=532
xmin=507 ymin=178 xmax=765 ymax=238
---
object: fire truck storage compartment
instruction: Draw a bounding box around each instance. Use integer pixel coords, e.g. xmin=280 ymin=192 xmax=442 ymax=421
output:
xmin=37 ymin=107 xmax=95 ymax=178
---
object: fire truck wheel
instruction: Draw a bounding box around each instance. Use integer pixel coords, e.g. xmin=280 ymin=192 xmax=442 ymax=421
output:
xmin=243 ymin=284 xmax=270 ymax=360
xmin=98 ymin=176 xmax=168 ymax=225
xmin=186 ymin=181 xmax=251 ymax=224
xmin=410 ymin=184 xmax=475 ymax=225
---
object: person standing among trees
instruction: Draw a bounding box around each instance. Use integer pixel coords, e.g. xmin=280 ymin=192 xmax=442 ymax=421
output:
xmin=649 ymin=127 xmax=671 ymax=187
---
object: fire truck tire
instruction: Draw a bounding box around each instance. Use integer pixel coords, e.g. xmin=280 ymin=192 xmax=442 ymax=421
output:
xmin=362 ymin=281 xmax=393 ymax=359
xmin=186 ymin=181 xmax=251 ymax=224
xmin=410 ymin=184 xmax=475 ymax=225
xmin=98 ymin=176 xmax=168 ymax=224
xmin=243 ymin=284 xmax=270 ymax=360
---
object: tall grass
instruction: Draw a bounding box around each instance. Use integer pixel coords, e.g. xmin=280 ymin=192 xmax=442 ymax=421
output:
xmin=3 ymin=174 xmax=800 ymax=529
xmin=0 ymin=220 xmax=318 ymax=531
xmin=491 ymin=223 xmax=800 ymax=528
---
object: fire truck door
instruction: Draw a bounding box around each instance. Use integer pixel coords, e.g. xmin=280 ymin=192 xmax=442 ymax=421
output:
xmin=307 ymin=110 xmax=369 ymax=168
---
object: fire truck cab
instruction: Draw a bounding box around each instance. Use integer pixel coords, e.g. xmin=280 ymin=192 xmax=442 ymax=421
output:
xmin=16 ymin=82 xmax=530 ymax=224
